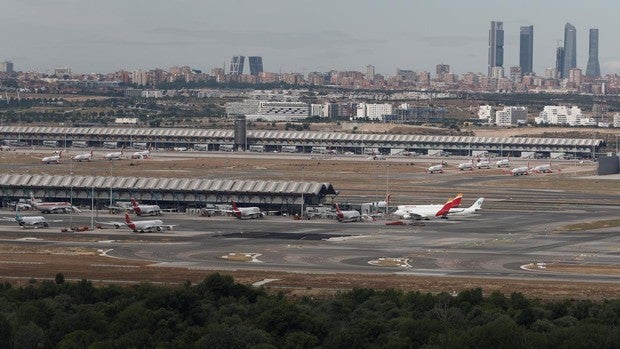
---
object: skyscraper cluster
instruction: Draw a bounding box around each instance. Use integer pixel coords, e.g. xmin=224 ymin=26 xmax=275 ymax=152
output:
xmin=488 ymin=21 xmax=601 ymax=79
xmin=229 ymin=56 xmax=264 ymax=76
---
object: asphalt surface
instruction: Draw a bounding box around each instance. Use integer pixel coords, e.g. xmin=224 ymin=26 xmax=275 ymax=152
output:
xmin=0 ymin=199 xmax=618 ymax=284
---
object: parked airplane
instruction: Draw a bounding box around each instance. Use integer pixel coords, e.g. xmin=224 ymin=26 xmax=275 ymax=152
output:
xmin=14 ymin=209 xmax=49 ymax=227
xmin=131 ymin=148 xmax=150 ymax=159
xmin=457 ymin=161 xmax=474 ymax=171
xmin=509 ymin=162 xmax=530 ymax=176
xmin=447 ymin=198 xmax=485 ymax=217
xmin=496 ymin=157 xmax=510 ymax=168
xmin=104 ymin=147 xmax=124 ymax=160
xmin=231 ymin=201 xmax=264 ymax=219
xmin=41 ymin=150 xmax=62 ymax=164
xmin=28 ymin=195 xmax=80 ymax=214
xmin=426 ymin=164 xmax=444 ymax=174
xmin=532 ymin=160 xmax=559 ymax=173
xmin=72 ymin=149 xmax=94 ymax=162
xmin=393 ymin=193 xmax=462 ymax=220
xmin=130 ymin=198 xmax=162 ymax=216
xmin=476 ymin=158 xmax=491 ymax=169
xmin=363 ymin=194 xmax=390 ymax=209
xmin=124 ymin=213 xmax=173 ymax=233
xmin=335 ymin=203 xmax=362 ymax=222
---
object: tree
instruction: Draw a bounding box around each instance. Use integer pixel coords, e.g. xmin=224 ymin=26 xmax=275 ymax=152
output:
xmin=55 ymin=273 xmax=65 ymax=284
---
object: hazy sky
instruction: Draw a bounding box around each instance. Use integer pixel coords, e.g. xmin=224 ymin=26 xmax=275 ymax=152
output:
xmin=3 ymin=0 xmax=620 ymax=76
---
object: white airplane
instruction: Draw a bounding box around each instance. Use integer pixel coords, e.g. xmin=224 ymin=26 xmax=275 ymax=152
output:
xmin=364 ymin=194 xmax=390 ymax=209
xmin=335 ymin=203 xmax=362 ymax=222
xmin=231 ymin=201 xmax=264 ymax=219
xmin=457 ymin=161 xmax=474 ymax=171
xmin=509 ymin=162 xmax=530 ymax=176
xmin=41 ymin=150 xmax=62 ymax=164
xmin=124 ymin=213 xmax=173 ymax=233
xmin=130 ymin=198 xmax=162 ymax=216
xmin=72 ymin=149 xmax=94 ymax=162
xmin=426 ymin=164 xmax=444 ymax=174
xmin=14 ymin=209 xmax=49 ymax=228
xmin=476 ymin=158 xmax=491 ymax=169
xmin=532 ymin=160 xmax=559 ymax=174
xmin=104 ymin=147 xmax=124 ymax=160
xmin=447 ymin=198 xmax=485 ymax=217
xmin=393 ymin=193 xmax=462 ymax=220
xmin=496 ymin=157 xmax=510 ymax=168
xmin=131 ymin=148 xmax=150 ymax=159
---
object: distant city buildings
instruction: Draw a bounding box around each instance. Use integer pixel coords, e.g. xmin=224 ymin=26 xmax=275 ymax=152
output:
xmin=366 ymin=65 xmax=375 ymax=81
xmin=355 ymin=103 xmax=393 ymax=120
xmin=248 ymin=56 xmax=263 ymax=76
xmin=488 ymin=21 xmax=504 ymax=76
xmin=536 ymin=106 xmax=584 ymax=126
xmin=586 ymin=28 xmax=601 ymax=77
xmin=519 ymin=26 xmax=534 ymax=74
xmin=0 ymin=61 xmax=13 ymax=73
xmin=230 ymin=56 xmax=245 ymax=75
xmin=495 ymin=106 xmax=527 ymax=126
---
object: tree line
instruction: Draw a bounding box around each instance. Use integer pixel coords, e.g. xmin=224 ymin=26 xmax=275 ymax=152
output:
xmin=0 ymin=273 xmax=617 ymax=348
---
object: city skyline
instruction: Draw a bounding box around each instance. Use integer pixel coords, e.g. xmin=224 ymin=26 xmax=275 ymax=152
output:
xmin=2 ymin=0 xmax=620 ymax=76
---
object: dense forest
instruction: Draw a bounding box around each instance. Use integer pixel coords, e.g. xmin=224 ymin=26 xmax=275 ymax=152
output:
xmin=0 ymin=274 xmax=617 ymax=348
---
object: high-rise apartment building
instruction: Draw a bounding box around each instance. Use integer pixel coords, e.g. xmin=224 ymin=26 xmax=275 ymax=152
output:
xmin=436 ymin=64 xmax=450 ymax=79
xmin=0 ymin=61 xmax=14 ymax=73
xmin=586 ymin=28 xmax=601 ymax=77
xmin=229 ymin=56 xmax=245 ymax=75
xmin=488 ymin=21 xmax=504 ymax=76
xmin=519 ymin=26 xmax=534 ymax=74
xmin=562 ymin=23 xmax=577 ymax=79
xmin=248 ymin=56 xmax=263 ymax=76
xmin=556 ymin=46 xmax=565 ymax=79
xmin=366 ymin=65 xmax=375 ymax=81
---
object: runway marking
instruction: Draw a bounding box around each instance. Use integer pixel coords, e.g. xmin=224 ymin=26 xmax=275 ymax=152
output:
xmin=0 ymin=261 xmax=44 ymax=265
xmin=368 ymin=257 xmax=411 ymax=268
xmin=221 ymin=252 xmax=263 ymax=263
xmin=324 ymin=235 xmax=370 ymax=242
xmin=90 ymin=264 xmax=140 ymax=268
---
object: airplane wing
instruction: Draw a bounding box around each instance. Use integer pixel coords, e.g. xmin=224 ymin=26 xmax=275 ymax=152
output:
xmin=142 ymin=224 xmax=176 ymax=232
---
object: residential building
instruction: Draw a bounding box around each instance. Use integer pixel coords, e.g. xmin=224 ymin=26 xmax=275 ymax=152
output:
xmin=366 ymin=65 xmax=375 ymax=81
xmin=536 ymin=106 xmax=583 ymax=126
xmin=586 ymin=28 xmax=601 ymax=77
xmin=436 ymin=64 xmax=450 ymax=79
xmin=613 ymin=113 xmax=620 ymax=128
xmin=356 ymin=103 xmax=393 ymax=120
xmin=478 ymin=105 xmax=493 ymax=122
xmin=495 ymin=106 xmax=527 ymax=126
xmin=0 ymin=61 xmax=13 ymax=73
xmin=488 ymin=21 xmax=504 ymax=76
xmin=519 ymin=25 xmax=534 ymax=74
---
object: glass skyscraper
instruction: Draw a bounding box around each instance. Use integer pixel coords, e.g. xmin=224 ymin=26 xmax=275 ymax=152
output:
xmin=519 ymin=26 xmax=534 ymax=74
xmin=248 ymin=56 xmax=264 ymax=76
xmin=229 ymin=56 xmax=245 ymax=75
xmin=562 ymin=23 xmax=577 ymax=79
xmin=586 ymin=28 xmax=601 ymax=77
xmin=488 ymin=21 xmax=504 ymax=76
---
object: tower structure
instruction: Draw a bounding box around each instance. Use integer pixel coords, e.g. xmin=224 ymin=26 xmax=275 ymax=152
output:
xmin=248 ymin=56 xmax=263 ymax=76
xmin=556 ymin=46 xmax=565 ymax=79
xmin=229 ymin=56 xmax=245 ymax=75
xmin=562 ymin=23 xmax=577 ymax=79
xmin=488 ymin=21 xmax=504 ymax=76
xmin=519 ymin=26 xmax=534 ymax=74
xmin=586 ymin=28 xmax=601 ymax=77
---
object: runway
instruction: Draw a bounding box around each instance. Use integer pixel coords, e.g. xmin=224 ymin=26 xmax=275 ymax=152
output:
xmin=1 ymin=199 xmax=618 ymax=284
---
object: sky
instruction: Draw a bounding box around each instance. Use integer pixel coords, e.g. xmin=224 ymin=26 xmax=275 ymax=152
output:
xmin=3 ymin=0 xmax=620 ymax=76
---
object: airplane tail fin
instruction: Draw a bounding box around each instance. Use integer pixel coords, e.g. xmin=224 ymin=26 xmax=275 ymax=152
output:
xmin=124 ymin=213 xmax=133 ymax=224
xmin=471 ymin=198 xmax=484 ymax=210
xmin=386 ymin=194 xmax=391 ymax=205
xmin=130 ymin=197 xmax=138 ymax=207
xmin=435 ymin=199 xmax=455 ymax=217
xmin=451 ymin=193 xmax=463 ymax=208
xmin=334 ymin=203 xmax=344 ymax=220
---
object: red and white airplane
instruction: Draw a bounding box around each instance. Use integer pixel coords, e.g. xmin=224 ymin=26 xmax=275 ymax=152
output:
xmin=335 ymin=203 xmax=362 ymax=222
xmin=72 ymin=149 xmax=94 ymax=162
xmin=231 ymin=201 xmax=264 ymax=219
xmin=426 ymin=164 xmax=444 ymax=174
xmin=532 ymin=160 xmax=560 ymax=173
xmin=131 ymin=148 xmax=150 ymax=159
xmin=28 ymin=194 xmax=79 ymax=214
xmin=41 ymin=150 xmax=62 ymax=164
xmin=124 ymin=213 xmax=173 ymax=233
xmin=392 ymin=193 xmax=462 ymax=220
xmin=130 ymin=198 xmax=162 ymax=216
xmin=495 ymin=157 xmax=510 ymax=168
xmin=507 ymin=162 xmax=530 ymax=176
xmin=104 ymin=147 xmax=124 ymax=160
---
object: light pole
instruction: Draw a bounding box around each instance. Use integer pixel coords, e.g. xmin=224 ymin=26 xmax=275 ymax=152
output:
xmin=301 ymin=164 xmax=305 ymax=217
xmin=375 ymin=164 xmax=379 ymax=206
xmin=109 ymin=160 xmax=113 ymax=207
xmin=90 ymin=171 xmax=95 ymax=230
xmin=385 ymin=164 xmax=390 ymax=214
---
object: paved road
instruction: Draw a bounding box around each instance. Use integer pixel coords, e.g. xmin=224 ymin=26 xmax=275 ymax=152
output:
xmin=1 ymin=198 xmax=618 ymax=284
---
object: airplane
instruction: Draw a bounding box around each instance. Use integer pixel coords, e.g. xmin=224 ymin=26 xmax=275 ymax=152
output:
xmin=14 ymin=209 xmax=49 ymax=228
xmin=124 ymin=213 xmax=173 ymax=233
xmin=28 ymin=194 xmax=80 ymax=214
xmin=41 ymin=150 xmax=62 ymax=164
xmin=392 ymin=193 xmax=462 ymax=220
xmin=335 ymin=203 xmax=362 ymax=222
xmin=446 ymin=198 xmax=485 ymax=217
xmin=426 ymin=164 xmax=444 ymax=174
xmin=131 ymin=148 xmax=150 ymax=159
xmin=476 ymin=158 xmax=491 ymax=169
xmin=231 ymin=201 xmax=264 ymax=219
xmin=532 ymin=160 xmax=559 ymax=174
xmin=495 ymin=157 xmax=510 ymax=168
xmin=130 ymin=198 xmax=162 ymax=216
xmin=508 ymin=162 xmax=530 ymax=176
xmin=457 ymin=160 xmax=474 ymax=171
xmin=104 ymin=147 xmax=124 ymax=160
xmin=364 ymin=194 xmax=390 ymax=210
xmin=72 ymin=149 xmax=94 ymax=162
